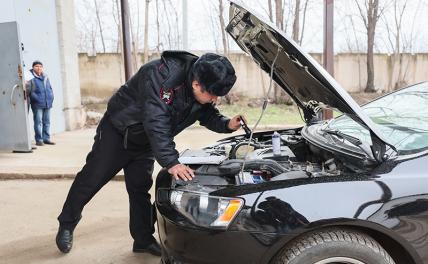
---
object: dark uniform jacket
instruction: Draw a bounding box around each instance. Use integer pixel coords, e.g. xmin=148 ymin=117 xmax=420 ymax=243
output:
xmin=107 ymin=51 xmax=233 ymax=169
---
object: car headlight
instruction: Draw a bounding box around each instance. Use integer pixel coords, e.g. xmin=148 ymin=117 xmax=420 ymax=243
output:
xmin=169 ymin=190 xmax=244 ymax=229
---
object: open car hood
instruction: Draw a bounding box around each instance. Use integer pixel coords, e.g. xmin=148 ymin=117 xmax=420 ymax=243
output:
xmin=226 ymin=0 xmax=395 ymax=161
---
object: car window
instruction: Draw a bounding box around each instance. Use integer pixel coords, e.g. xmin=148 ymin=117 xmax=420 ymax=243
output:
xmin=327 ymin=82 xmax=428 ymax=155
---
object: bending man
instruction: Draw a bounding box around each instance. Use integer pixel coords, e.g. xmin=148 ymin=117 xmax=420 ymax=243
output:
xmin=56 ymin=51 xmax=243 ymax=256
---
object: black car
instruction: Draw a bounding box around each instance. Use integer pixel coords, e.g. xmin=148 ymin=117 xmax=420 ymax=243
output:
xmin=155 ymin=1 xmax=428 ymax=263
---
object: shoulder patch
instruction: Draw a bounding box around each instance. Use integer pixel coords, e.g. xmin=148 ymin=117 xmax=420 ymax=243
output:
xmin=160 ymin=87 xmax=173 ymax=104
xmin=159 ymin=83 xmax=184 ymax=105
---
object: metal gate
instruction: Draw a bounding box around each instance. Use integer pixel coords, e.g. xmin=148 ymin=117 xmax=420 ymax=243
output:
xmin=0 ymin=21 xmax=31 ymax=152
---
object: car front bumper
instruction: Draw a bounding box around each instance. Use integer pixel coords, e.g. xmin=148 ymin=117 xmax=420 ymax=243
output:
xmin=156 ymin=209 xmax=282 ymax=264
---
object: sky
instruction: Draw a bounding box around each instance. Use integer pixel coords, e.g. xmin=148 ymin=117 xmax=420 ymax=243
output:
xmin=74 ymin=0 xmax=428 ymax=54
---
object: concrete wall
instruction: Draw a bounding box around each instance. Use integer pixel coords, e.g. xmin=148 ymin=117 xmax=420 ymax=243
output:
xmin=1 ymin=0 xmax=84 ymax=135
xmin=334 ymin=53 xmax=428 ymax=92
xmin=1 ymin=0 xmax=65 ymax=134
xmin=79 ymin=53 xmax=125 ymax=99
xmin=56 ymin=0 xmax=85 ymax=130
xmin=79 ymin=52 xmax=428 ymax=100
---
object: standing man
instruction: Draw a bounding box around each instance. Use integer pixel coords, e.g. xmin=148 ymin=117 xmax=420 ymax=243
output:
xmin=26 ymin=60 xmax=55 ymax=146
xmin=56 ymin=51 xmax=243 ymax=256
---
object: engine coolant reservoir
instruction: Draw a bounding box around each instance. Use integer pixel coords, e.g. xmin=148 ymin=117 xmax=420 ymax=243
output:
xmin=272 ymin=131 xmax=281 ymax=156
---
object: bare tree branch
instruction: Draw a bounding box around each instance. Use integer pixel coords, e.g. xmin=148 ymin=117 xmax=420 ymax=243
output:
xmin=283 ymin=0 xmax=293 ymax=34
xmin=254 ymin=0 xmax=272 ymax=22
xmin=205 ymin=0 xmax=220 ymax=53
xmin=218 ymin=0 xmax=229 ymax=55
xmin=268 ymin=0 xmax=273 ymax=22
xmin=299 ymin=0 xmax=309 ymax=45
xmin=381 ymin=14 xmax=395 ymax=53
xmin=275 ymin=0 xmax=284 ymax=30
xmin=355 ymin=0 xmax=368 ymax=29
xmin=292 ymin=0 xmax=301 ymax=42
xmin=155 ymin=0 xmax=162 ymax=55
xmin=129 ymin=0 xmax=141 ymax=69
xmin=94 ymin=0 xmax=106 ymax=53
xmin=143 ymin=0 xmax=150 ymax=63
xmin=162 ymin=0 xmax=173 ymax=48
xmin=406 ymin=0 xmax=423 ymax=54
xmin=112 ymin=0 xmax=122 ymax=53
xmin=166 ymin=0 xmax=180 ymax=48
xmin=354 ymin=0 xmax=387 ymax=92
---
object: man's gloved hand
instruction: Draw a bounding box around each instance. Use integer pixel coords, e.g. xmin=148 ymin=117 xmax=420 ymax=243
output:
xmin=228 ymin=115 xmax=243 ymax=131
xmin=168 ymin=164 xmax=195 ymax=181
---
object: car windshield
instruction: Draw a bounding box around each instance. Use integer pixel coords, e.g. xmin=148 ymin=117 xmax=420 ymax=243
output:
xmin=327 ymin=82 xmax=428 ymax=155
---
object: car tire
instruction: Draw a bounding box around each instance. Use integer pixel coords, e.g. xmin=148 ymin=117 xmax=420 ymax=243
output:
xmin=272 ymin=228 xmax=395 ymax=264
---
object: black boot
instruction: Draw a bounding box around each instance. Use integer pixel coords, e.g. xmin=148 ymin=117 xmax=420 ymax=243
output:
xmin=56 ymin=227 xmax=73 ymax=253
xmin=132 ymin=240 xmax=161 ymax=256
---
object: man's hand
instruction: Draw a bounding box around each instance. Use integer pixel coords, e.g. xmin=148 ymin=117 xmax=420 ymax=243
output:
xmin=168 ymin=164 xmax=195 ymax=181
xmin=228 ymin=115 xmax=243 ymax=131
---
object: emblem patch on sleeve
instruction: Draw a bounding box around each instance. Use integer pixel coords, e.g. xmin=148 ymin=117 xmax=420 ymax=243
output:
xmin=160 ymin=87 xmax=173 ymax=104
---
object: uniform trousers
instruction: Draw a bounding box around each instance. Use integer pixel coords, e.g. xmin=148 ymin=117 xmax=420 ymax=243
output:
xmin=58 ymin=114 xmax=156 ymax=246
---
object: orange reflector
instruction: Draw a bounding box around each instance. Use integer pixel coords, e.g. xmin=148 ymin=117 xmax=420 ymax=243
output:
xmin=218 ymin=199 xmax=242 ymax=222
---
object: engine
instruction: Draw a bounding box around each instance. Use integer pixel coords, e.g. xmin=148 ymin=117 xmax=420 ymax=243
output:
xmin=177 ymin=129 xmax=354 ymax=186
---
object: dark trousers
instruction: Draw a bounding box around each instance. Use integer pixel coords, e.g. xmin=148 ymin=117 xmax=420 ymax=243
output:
xmin=58 ymin=115 xmax=156 ymax=246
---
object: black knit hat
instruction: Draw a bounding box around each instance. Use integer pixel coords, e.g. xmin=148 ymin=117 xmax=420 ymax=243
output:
xmin=192 ymin=53 xmax=236 ymax=96
xmin=32 ymin=60 xmax=43 ymax=67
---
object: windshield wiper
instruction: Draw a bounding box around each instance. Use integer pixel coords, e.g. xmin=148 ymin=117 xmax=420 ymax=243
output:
xmin=323 ymin=128 xmax=360 ymax=144
xmin=322 ymin=128 xmax=374 ymax=159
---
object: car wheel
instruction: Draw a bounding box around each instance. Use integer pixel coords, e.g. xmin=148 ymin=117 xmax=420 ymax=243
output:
xmin=272 ymin=228 xmax=395 ymax=264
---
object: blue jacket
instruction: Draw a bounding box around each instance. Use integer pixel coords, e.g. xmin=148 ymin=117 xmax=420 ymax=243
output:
xmin=27 ymin=69 xmax=54 ymax=109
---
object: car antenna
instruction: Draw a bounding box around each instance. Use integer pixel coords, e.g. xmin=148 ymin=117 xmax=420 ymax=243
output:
xmin=239 ymin=46 xmax=282 ymax=177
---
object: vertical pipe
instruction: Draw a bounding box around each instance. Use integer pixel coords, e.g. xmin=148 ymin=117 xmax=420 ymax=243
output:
xmin=182 ymin=0 xmax=188 ymax=50
xmin=323 ymin=0 xmax=334 ymax=75
xmin=120 ymin=0 xmax=133 ymax=80
xmin=323 ymin=0 xmax=334 ymax=119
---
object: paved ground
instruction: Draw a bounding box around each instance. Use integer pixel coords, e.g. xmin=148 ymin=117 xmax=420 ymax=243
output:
xmin=0 ymin=127 xmax=258 ymax=264
xmin=0 ymin=180 xmax=160 ymax=264
xmin=0 ymin=127 xmax=242 ymax=178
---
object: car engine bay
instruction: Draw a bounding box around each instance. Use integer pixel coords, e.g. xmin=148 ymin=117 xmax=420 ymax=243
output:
xmin=176 ymin=128 xmax=370 ymax=187
xmin=171 ymin=41 xmax=373 ymax=188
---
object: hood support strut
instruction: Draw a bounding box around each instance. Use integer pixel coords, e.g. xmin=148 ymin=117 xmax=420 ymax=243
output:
xmin=239 ymin=46 xmax=281 ymax=176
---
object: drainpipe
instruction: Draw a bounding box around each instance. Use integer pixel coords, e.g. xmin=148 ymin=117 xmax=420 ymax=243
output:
xmin=120 ymin=0 xmax=133 ymax=80
xmin=323 ymin=0 xmax=334 ymax=119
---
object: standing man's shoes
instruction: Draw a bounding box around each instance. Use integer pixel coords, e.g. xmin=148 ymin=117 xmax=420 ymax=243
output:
xmin=56 ymin=227 xmax=73 ymax=253
xmin=36 ymin=141 xmax=44 ymax=146
xmin=132 ymin=241 xmax=161 ymax=256
xmin=43 ymin=140 xmax=56 ymax=145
